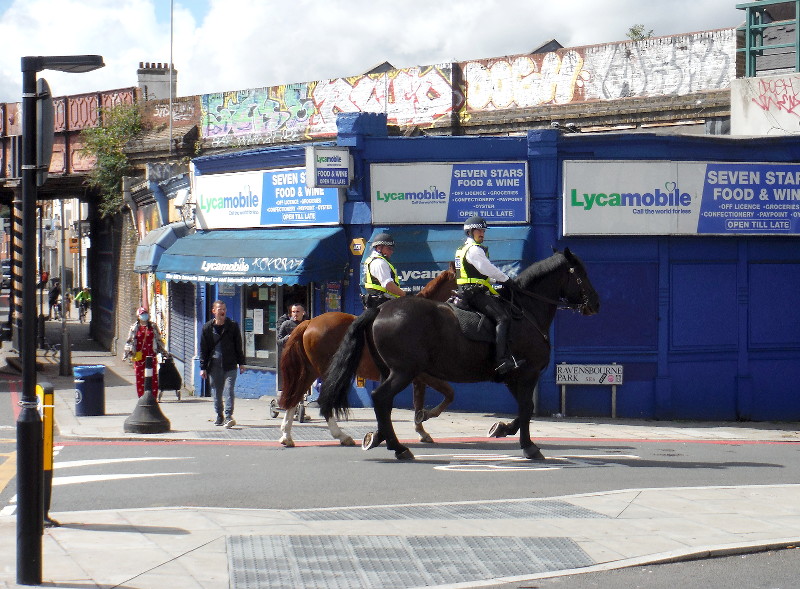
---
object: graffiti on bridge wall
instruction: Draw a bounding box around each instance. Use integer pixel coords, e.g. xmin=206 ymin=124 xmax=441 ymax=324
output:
xmin=751 ymin=76 xmax=800 ymax=118
xmin=201 ymin=65 xmax=456 ymax=146
xmin=462 ymin=30 xmax=735 ymax=114
xmin=730 ymin=73 xmax=800 ymax=136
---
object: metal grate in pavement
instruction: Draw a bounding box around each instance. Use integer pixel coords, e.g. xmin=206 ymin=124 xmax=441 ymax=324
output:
xmin=290 ymin=499 xmax=608 ymax=521
xmin=228 ymin=534 xmax=595 ymax=589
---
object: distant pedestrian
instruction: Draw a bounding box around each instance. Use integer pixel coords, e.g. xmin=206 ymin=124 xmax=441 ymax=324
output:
xmin=47 ymin=281 xmax=61 ymax=319
xmin=200 ymin=300 xmax=245 ymax=428
xmin=63 ymin=291 xmax=72 ymax=318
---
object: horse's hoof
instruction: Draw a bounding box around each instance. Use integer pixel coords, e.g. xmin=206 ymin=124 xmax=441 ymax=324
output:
xmin=487 ymin=422 xmax=507 ymax=438
xmin=363 ymin=431 xmax=382 ymax=451
xmin=279 ymin=435 xmax=295 ymax=448
xmin=414 ymin=409 xmax=428 ymax=425
xmin=523 ymin=445 xmax=545 ymax=461
xmin=395 ymin=448 xmax=415 ymax=460
xmin=418 ymin=432 xmax=434 ymax=444
xmin=340 ymin=436 xmax=356 ymax=447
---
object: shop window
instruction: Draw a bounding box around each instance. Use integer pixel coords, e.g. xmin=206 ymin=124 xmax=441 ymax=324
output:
xmin=243 ymin=285 xmax=277 ymax=368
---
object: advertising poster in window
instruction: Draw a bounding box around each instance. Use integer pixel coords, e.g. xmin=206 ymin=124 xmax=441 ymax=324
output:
xmin=563 ymin=161 xmax=800 ymax=235
xmin=370 ymin=162 xmax=529 ymax=224
xmin=194 ymin=167 xmax=342 ymax=229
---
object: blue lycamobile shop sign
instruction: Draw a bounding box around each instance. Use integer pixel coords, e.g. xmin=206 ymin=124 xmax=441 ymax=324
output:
xmin=370 ymin=162 xmax=529 ymax=224
xmin=563 ymin=161 xmax=800 ymax=235
xmin=194 ymin=167 xmax=342 ymax=230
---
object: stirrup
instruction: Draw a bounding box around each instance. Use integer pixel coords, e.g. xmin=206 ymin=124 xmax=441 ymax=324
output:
xmin=495 ymin=356 xmax=525 ymax=375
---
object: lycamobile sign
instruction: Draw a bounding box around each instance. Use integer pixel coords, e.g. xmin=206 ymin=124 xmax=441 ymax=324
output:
xmin=371 ymin=162 xmax=528 ymax=224
xmin=194 ymin=167 xmax=341 ymax=229
xmin=563 ymin=161 xmax=800 ymax=236
xmin=569 ymin=185 xmax=692 ymax=210
xmin=375 ymin=187 xmax=446 ymax=202
xmin=199 ymin=190 xmax=259 ymax=214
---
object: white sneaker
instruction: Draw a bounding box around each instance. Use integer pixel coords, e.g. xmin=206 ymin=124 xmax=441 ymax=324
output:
xmin=224 ymin=418 xmax=236 ymax=429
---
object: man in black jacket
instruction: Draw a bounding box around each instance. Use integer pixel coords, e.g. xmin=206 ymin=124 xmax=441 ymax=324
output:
xmin=200 ymin=300 xmax=245 ymax=427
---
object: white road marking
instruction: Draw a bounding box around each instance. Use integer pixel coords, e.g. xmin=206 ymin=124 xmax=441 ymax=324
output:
xmin=421 ymin=452 xmax=641 ymax=472
xmin=53 ymin=472 xmax=194 ymax=486
xmin=54 ymin=456 xmax=191 ymax=469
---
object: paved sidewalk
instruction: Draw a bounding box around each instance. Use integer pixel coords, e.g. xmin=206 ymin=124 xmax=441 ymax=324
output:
xmin=1 ymin=318 xmax=800 ymax=588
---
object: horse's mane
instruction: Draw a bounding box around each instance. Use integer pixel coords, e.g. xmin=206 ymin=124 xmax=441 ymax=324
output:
xmin=417 ymin=261 xmax=457 ymax=299
xmin=514 ymin=251 xmax=569 ymax=290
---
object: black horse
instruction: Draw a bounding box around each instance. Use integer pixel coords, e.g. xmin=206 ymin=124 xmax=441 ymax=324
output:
xmin=319 ymin=248 xmax=600 ymax=461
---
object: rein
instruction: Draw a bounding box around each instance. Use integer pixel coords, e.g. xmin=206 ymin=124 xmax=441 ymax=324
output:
xmin=511 ymin=267 xmax=588 ymax=312
xmin=506 ymin=266 xmax=589 ymax=342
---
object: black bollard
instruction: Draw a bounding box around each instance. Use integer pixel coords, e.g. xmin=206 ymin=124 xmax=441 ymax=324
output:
xmin=123 ymin=355 xmax=171 ymax=434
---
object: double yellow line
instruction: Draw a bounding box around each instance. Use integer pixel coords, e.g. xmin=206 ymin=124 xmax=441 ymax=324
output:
xmin=0 ymin=441 xmax=17 ymax=496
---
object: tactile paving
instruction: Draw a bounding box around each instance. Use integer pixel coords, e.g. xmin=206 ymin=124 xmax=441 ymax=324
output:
xmin=290 ymin=498 xmax=608 ymax=520
xmin=228 ymin=534 xmax=595 ymax=589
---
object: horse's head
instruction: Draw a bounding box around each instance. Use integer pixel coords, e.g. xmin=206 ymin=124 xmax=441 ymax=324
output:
xmin=561 ymin=248 xmax=600 ymax=315
xmin=513 ymin=248 xmax=600 ymax=315
xmin=416 ymin=261 xmax=458 ymax=302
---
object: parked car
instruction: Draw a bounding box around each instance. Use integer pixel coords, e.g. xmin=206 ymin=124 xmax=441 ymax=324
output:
xmin=1 ymin=260 xmax=10 ymax=289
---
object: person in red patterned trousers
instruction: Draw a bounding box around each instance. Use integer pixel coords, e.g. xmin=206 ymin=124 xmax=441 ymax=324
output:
xmin=123 ymin=306 xmax=169 ymax=399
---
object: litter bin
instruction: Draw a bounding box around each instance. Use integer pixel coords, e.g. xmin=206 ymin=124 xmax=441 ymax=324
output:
xmin=74 ymin=364 xmax=106 ymax=416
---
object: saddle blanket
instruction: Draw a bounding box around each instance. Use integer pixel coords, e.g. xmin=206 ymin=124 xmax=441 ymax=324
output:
xmin=446 ymin=302 xmax=495 ymax=343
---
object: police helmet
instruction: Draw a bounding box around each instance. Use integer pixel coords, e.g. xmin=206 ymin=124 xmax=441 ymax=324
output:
xmin=372 ymin=232 xmax=395 ymax=248
xmin=463 ymin=215 xmax=488 ymax=236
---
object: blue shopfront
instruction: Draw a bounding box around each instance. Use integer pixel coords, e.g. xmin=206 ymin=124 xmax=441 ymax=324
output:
xmin=155 ymin=147 xmax=351 ymax=397
xmin=157 ymin=113 xmax=800 ymax=421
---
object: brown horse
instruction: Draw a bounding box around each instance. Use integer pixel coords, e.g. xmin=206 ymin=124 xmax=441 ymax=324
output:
xmin=278 ymin=264 xmax=457 ymax=447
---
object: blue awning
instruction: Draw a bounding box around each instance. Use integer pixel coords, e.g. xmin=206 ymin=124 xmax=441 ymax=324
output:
xmin=365 ymin=226 xmax=534 ymax=291
xmin=134 ymin=221 xmax=193 ymax=273
xmin=155 ymin=227 xmax=348 ymax=285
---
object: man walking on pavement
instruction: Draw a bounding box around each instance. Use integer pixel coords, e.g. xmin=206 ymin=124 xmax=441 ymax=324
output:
xmin=200 ymin=300 xmax=245 ymax=428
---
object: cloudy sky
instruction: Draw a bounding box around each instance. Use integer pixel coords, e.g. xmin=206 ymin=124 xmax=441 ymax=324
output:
xmin=0 ymin=0 xmax=746 ymax=103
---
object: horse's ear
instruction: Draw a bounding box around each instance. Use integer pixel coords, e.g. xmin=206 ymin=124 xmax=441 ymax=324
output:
xmin=551 ymin=245 xmax=558 ymax=254
xmin=564 ymin=247 xmax=575 ymax=262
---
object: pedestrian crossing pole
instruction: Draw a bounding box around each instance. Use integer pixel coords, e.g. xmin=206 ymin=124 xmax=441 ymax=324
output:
xmin=36 ymin=383 xmax=59 ymax=527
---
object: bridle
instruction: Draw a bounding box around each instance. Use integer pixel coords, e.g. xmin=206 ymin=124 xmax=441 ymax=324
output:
xmin=510 ymin=266 xmax=591 ymax=313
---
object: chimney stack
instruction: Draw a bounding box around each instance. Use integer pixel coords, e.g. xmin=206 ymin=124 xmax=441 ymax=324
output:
xmin=137 ymin=61 xmax=177 ymax=101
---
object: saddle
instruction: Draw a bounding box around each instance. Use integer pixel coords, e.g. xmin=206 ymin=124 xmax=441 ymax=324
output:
xmin=446 ymin=300 xmax=496 ymax=343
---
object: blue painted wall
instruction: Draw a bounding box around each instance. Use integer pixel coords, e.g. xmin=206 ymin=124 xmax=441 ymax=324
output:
xmin=187 ymin=114 xmax=800 ymax=421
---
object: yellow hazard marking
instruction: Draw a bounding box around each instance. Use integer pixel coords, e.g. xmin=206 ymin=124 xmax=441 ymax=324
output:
xmin=0 ymin=451 xmax=17 ymax=495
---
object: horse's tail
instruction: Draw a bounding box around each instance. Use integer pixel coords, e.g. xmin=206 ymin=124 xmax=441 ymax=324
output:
xmin=318 ymin=307 xmax=379 ymax=420
xmin=278 ymin=321 xmax=313 ymax=410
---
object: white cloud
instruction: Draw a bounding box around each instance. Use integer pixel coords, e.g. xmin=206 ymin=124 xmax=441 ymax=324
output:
xmin=0 ymin=0 xmax=745 ymax=103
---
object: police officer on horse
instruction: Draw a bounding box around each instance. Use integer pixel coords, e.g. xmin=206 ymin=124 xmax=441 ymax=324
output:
xmin=455 ymin=216 xmax=523 ymax=376
xmin=361 ymin=232 xmax=407 ymax=308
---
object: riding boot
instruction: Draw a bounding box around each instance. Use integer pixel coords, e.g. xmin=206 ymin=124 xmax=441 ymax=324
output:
xmin=494 ymin=321 xmax=519 ymax=376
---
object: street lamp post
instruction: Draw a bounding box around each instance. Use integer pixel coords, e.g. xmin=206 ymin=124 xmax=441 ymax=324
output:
xmin=18 ymin=54 xmax=104 ymax=586
xmin=59 ymin=198 xmax=71 ymax=376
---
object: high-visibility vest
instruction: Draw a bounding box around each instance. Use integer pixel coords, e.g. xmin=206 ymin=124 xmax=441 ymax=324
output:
xmin=361 ymin=251 xmax=400 ymax=296
xmin=455 ymin=241 xmax=498 ymax=295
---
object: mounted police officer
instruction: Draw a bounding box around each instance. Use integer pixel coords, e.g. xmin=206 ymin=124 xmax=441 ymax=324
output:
xmin=455 ymin=216 xmax=522 ymax=376
xmin=361 ymin=232 xmax=407 ymax=308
